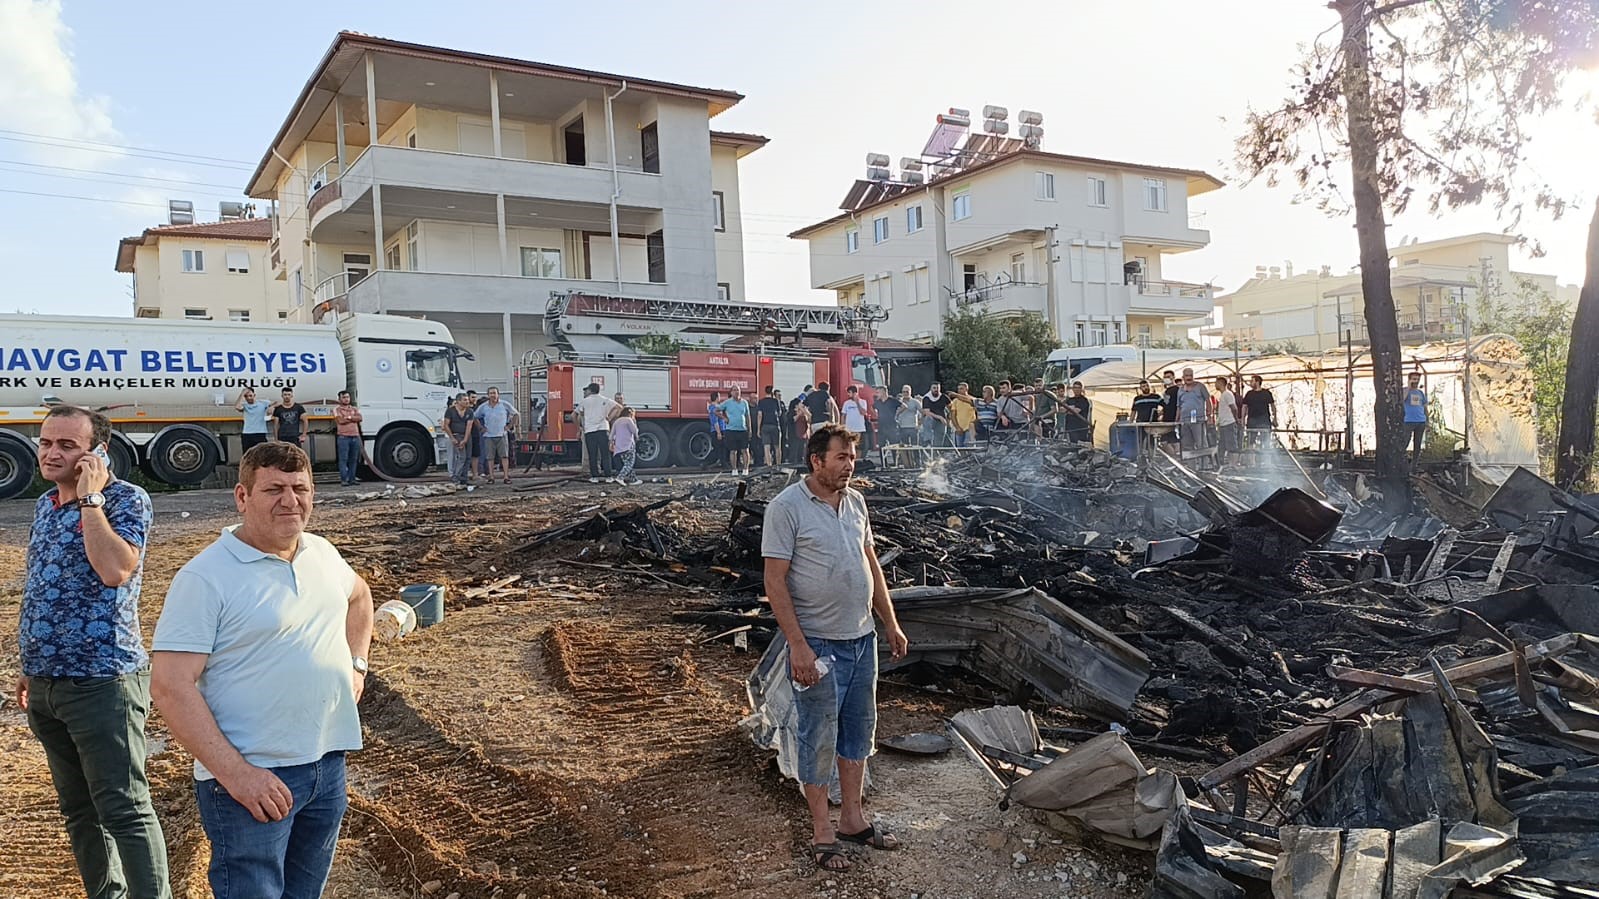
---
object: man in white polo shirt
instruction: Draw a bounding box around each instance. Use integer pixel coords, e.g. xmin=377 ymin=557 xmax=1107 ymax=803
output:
xmin=151 ymin=442 xmax=373 ymax=899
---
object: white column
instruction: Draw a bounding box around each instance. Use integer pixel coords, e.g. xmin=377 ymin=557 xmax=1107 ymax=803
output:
xmin=334 ymin=96 xmax=346 ymax=169
xmin=366 ymin=53 xmax=384 ymax=281
xmin=365 ymin=54 xmax=379 ymax=146
xmin=496 ymin=193 xmax=509 ymax=275
xmin=489 ymin=71 xmax=503 ymax=158
xmin=502 ymin=312 xmax=515 ymax=385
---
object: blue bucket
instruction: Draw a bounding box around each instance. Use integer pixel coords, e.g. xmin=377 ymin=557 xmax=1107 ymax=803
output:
xmin=400 ymin=584 xmax=446 ymax=628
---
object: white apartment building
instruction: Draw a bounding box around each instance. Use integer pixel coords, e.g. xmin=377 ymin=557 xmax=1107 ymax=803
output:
xmin=791 ymin=112 xmax=1223 ymax=347
xmin=1210 ymin=233 xmax=1582 ymax=351
xmin=246 ymin=32 xmax=763 ymax=387
xmin=116 ymin=217 xmax=291 ymax=322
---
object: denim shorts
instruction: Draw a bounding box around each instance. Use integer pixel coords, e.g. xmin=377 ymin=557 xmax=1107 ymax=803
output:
xmin=794 ymin=632 xmax=878 ymax=786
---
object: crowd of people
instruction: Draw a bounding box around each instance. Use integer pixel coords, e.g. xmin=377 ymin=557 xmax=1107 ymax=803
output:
xmin=1127 ymin=367 xmax=1280 ymax=464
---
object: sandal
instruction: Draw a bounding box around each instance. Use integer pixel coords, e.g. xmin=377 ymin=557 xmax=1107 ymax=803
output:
xmin=838 ymin=823 xmax=901 ymax=850
xmin=812 ymin=842 xmax=851 ymax=871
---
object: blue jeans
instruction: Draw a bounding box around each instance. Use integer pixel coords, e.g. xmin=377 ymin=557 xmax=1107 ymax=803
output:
xmin=195 ymin=752 xmax=348 ymax=899
xmin=793 ymin=633 xmax=878 ymax=786
xmin=335 ymin=436 xmax=361 ymax=484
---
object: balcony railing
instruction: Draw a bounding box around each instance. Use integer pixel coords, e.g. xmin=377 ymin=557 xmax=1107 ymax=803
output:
xmin=306 ymin=160 xmax=343 ymax=216
xmin=268 ymin=235 xmax=281 ymax=271
xmin=313 ymin=271 xmax=356 ymax=305
xmin=1135 ymin=278 xmax=1212 ymax=299
xmin=953 ymin=279 xmax=1046 ymax=308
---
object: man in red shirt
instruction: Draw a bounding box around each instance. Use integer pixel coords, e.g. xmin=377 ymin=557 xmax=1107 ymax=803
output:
xmin=333 ymin=390 xmax=363 ymax=487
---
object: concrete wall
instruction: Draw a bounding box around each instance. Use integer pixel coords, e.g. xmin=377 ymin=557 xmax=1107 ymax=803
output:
xmin=711 ymin=145 xmax=746 ymax=300
xmin=137 ymin=236 xmax=289 ymax=322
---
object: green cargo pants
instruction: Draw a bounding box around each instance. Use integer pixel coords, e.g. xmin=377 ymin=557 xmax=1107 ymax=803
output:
xmin=26 ymin=668 xmax=173 ymax=899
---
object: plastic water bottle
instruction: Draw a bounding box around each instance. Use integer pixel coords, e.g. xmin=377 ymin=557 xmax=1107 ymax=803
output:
xmin=793 ymin=657 xmax=831 ymax=692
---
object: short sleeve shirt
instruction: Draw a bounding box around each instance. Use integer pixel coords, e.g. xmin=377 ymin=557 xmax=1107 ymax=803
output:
xmin=840 ymin=398 xmax=869 ymax=432
xmin=153 ymin=528 xmax=361 ymax=780
xmin=444 ymin=405 xmax=471 ymax=438
xmin=922 ymin=394 xmax=951 ymax=419
xmin=895 ymin=398 xmax=921 ymax=429
xmin=761 ymin=480 xmax=875 ymax=640
xmin=578 ymin=394 xmax=617 ymax=434
xmin=239 ymin=400 xmax=271 ymax=435
xmin=20 ymin=480 xmax=153 ymax=677
xmin=474 ymin=400 xmax=512 ymax=437
xmin=274 ymin=403 xmax=306 ymax=440
xmin=1403 ymin=388 xmax=1428 ymax=424
xmin=757 ymin=397 xmax=783 ymax=431
xmin=721 ymin=398 xmax=752 ymax=431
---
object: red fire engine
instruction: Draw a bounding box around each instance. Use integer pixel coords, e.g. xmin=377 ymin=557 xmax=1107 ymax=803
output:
xmin=515 ymin=292 xmax=887 ymax=468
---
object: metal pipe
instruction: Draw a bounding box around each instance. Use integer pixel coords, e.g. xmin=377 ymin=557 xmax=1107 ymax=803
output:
xmin=604 ymin=80 xmax=629 ymax=294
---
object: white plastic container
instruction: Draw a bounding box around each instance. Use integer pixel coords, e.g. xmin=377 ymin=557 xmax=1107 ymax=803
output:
xmin=374 ymin=599 xmax=417 ymax=642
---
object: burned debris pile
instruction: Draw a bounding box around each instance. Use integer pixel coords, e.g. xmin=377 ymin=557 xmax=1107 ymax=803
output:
xmin=497 ymin=444 xmax=1599 ymax=893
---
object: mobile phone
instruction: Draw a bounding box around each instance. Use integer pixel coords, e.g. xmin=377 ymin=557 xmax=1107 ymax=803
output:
xmin=92 ymin=445 xmax=111 ymax=467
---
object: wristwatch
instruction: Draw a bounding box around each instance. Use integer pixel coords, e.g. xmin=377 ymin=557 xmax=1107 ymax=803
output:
xmin=79 ymin=492 xmax=106 ymax=510
xmin=351 ymin=655 xmax=369 ymax=675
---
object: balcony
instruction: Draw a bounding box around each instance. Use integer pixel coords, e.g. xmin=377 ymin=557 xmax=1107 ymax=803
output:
xmin=953 ymin=281 xmax=1047 ymax=318
xmin=1398 ymin=318 xmax=1465 ymax=344
xmin=268 ymin=235 xmax=282 ymax=276
xmin=1128 ymin=279 xmax=1214 ymax=316
xmin=311 ymin=269 xmax=677 ymax=323
xmin=310 ymin=145 xmax=664 ymax=235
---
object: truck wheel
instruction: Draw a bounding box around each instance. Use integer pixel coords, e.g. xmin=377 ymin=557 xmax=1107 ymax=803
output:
xmin=635 ymin=422 xmax=669 ymax=468
xmin=373 ymin=427 xmax=431 ymax=479
xmin=107 ymin=437 xmax=136 ymax=483
xmin=0 ymin=436 xmax=38 ymax=500
xmin=147 ymin=427 xmax=220 ymax=487
xmin=674 ymin=421 xmax=716 ymax=468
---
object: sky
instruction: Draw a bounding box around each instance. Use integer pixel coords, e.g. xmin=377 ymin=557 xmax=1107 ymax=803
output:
xmin=2 ymin=0 xmax=1595 ymax=319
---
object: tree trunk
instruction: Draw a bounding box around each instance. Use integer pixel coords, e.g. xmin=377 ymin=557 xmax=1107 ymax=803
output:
xmin=1339 ymin=0 xmax=1408 ymax=507
xmin=1555 ymin=198 xmax=1599 ymax=490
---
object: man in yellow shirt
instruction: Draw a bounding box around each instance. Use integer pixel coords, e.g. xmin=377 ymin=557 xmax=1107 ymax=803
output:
xmin=948 ymin=383 xmax=979 ymax=447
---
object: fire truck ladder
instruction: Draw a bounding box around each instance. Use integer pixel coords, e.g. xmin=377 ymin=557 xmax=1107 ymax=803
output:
xmin=544 ymin=290 xmax=887 ymax=340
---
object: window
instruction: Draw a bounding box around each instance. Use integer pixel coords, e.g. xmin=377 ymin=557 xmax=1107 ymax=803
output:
xmin=963 ymin=264 xmax=977 ymax=291
xmin=1011 ymin=253 xmax=1026 ymax=284
xmin=641 ymin=122 xmax=660 ymax=174
xmin=1137 ymin=324 xmax=1152 ymax=347
xmin=182 ymin=249 xmax=204 ymax=272
xmin=405 ymin=349 xmax=456 ymax=387
xmin=913 ymin=266 xmax=930 ymax=305
xmin=224 ymin=248 xmax=249 ymax=274
xmin=406 ymin=221 xmax=420 ymax=271
xmin=873 ymin=216 xmax=889 ymax=244
xmin=1087 ymin=175 xmax=1108 ymax=207
xmin=952 ymin=189 xmax=972 ymax=221
xmin=1143 ymin=177 xmax=1168 ymax=212
xmin=278 ymin=311 xmax=289 ymax=321
xmin=712 ymin=191 xmax=726 ymax=232
xmin=646 ymin=230 xmax=665 ymax=283
xmin=183 ymin=307 xmax=208 ymax=320
xmin=1090 ymin=325 xmax=1107 ymax=346
xmin=1035 ymin=172 xmax=1055 ymax=200
xmin=906 ymin=205 xmax=923 ymax=233
xmin=879 ymin=275 xmax=893 ymax=310
xmin=406 ymin=130 xmax=417 ymax=149
xmin=519 ymin=247 xmax=563 ymax=279
xmin=228 ymin=309 xmax=250 ymax=322
xmin=845 ymin=228 xmax=859 ymax=254
xmin=292 ymin=269 xmax=303 ymax=307
xmin=717 ymin=282 xmax=731 ymax=301
xmin=384 ymin=242 xmax=401 ymax=271
xmin=344 ymin=253 xmax=372 ymax=285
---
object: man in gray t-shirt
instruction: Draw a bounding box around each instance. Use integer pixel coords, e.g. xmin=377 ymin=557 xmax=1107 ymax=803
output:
xmin=1175 ymin=368 xmax=1211 ymax=453
xmin=764 ymin=422 xmax=914 ymax=863
xmin=763 ymin=423 xmax=908 ymax=872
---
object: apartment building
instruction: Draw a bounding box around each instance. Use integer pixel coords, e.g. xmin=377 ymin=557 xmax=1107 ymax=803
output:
xmin=790 ymin=108 xmax=1223 ymax=347
xmin=246 ymin=32 xmax=762 ymax=386
xmin=1210 ymin=233 xmax=1581 ymax=351
xmin=116 ymin=217 xmax=291 ymax=322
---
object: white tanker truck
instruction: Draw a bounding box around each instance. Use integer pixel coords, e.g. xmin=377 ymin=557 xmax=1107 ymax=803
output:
xmin=0 ymin=312 xmax=467 ymax=499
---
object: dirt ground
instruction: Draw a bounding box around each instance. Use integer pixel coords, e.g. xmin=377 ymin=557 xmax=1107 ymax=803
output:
xmin=0 ymin=476 xmax=1153 ymax=899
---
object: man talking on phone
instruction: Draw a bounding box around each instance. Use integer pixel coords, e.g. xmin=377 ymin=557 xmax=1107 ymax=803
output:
xmin=15 ymin=405 xmax=172 ymax=898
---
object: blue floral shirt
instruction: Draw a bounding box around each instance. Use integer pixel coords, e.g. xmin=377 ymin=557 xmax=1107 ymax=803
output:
xmin=20 ymin=480 xmax=153 ymax=677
